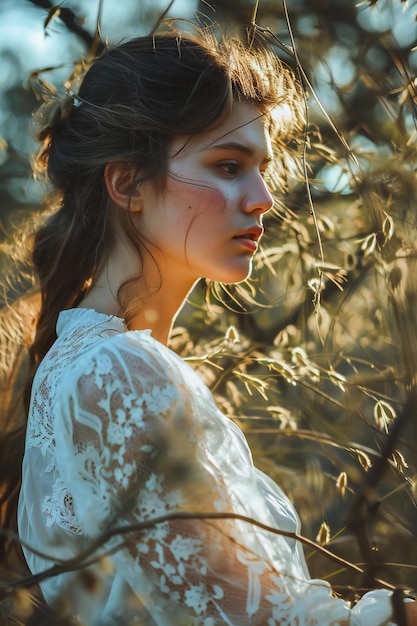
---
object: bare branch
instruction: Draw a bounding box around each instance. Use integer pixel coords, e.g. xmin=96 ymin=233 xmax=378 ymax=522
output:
xmin=345 ymin=389 xmax=417 ymax=590
xmin=0 ymin=509 xmax=399 ymax=600
xmin=27 ymin=0 xmax=105 ymax=54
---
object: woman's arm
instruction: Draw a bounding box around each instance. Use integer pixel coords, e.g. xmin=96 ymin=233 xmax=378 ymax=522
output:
xmin=51 ymin=332 xmax=408 ymax=625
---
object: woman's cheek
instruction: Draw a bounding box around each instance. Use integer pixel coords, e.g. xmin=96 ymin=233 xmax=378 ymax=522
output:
xmin=169 ymin=176 xmax=227 ymax=214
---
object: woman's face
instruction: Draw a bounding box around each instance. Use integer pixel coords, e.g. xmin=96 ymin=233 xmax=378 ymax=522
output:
xmin=136 ymin=102 xmax=274 ymax=288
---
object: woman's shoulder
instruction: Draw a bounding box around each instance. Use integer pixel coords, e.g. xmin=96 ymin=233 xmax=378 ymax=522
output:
xmin=46 ymin=308 xmax=169 ymax=372
xmin=27 ymin=310 xmax=196 ymax=451
xmin=64 ymin=327 xmax=176 ymax=384
xmin=52 ymin=313 xmax=222 ymax=431
xmin=32 ymin=309 xmax=181 ymax=408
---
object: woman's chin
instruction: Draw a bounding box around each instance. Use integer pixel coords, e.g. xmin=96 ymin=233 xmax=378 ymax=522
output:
xmin=210 ymin=270 xmax=251 ymax=286
xmin=208 ymin=259 xmax=254 ymax=285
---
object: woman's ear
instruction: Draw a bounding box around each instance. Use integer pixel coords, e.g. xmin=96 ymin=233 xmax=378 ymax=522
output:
xmin=104 ymin=162 xmax=142 ymax=213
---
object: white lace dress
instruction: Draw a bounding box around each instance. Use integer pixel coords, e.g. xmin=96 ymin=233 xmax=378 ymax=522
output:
xmin=18 ymin=308 xmax=397 ymax=625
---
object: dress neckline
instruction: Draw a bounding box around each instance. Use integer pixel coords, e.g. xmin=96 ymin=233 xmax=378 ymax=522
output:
xmin=56 ymin=308 xmax=127 ymax=336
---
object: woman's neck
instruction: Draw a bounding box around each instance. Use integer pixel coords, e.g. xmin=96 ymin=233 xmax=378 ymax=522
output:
xmin=125 ymin=286 xmax=188 ymax=345
xmin=78 ymin=240 xmax=194 ymax=345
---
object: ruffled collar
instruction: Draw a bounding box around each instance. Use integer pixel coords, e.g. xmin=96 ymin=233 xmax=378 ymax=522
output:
xmin=56 ymin=308 xmax=126 ymax=336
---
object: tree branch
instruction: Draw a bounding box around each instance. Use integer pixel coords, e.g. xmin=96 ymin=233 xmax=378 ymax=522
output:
xmin=27 ymin=0 xmax=105 ymax=54
xmin=345 ymin=388 xmax=417 ymax=594
xmin=0 ymin=509 xmax=399 ymax=600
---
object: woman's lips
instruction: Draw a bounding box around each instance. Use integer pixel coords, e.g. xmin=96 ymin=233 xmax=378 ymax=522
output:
xmin=232 ymin=226 xmax=263 ymax=251
xmin=233 ymin=236 xmax=258 ymax=251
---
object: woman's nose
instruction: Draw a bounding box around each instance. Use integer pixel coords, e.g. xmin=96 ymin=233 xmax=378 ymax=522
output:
xmin=243 ymin=173 xmax=274 ymax=215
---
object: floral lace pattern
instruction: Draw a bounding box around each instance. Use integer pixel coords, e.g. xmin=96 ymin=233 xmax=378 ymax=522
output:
xmin=18 ymin=309 xmax=396 ymax=625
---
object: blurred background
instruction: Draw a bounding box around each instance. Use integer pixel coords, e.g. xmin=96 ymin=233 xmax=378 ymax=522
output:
xmin=1 ymin=0 xmax=417 ymax=622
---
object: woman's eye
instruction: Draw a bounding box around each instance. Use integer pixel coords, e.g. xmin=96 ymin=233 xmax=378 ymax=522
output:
xmin=217 ymin=161 xmax=239 ymax=176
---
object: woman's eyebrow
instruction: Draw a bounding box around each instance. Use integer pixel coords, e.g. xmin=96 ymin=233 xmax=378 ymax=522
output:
xmin=205 ymin=141 xmax=273 ymax=165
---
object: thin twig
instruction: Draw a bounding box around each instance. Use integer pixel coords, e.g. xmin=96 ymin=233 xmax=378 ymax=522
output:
xmin=149 ymin=0 xmax=177 ymax=35
xmin=250 ymin=0 xmax=260 ymax=26
xmin=27 ymin=0 xmax=105 ymax=54
xmin=345 ymin=388 xmax=417 ymax=592
xmin=0 ymin=510 xmax=399 ymax=600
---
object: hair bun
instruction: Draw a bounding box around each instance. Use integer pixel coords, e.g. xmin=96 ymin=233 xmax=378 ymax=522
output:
xmin=36 ymin=93 xmax=80 ymax=142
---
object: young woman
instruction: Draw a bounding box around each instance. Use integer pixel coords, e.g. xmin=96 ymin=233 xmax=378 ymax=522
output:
xmin=13 ymin=23 xmax=417 ymax=626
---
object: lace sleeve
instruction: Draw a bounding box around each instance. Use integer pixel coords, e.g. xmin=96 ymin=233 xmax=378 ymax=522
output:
xmin=52 ymin=331 xmax=396 ymax=626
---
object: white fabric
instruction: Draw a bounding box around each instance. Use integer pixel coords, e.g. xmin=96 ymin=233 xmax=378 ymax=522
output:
xmin=18 ymin=308 xmax=396 ymax=625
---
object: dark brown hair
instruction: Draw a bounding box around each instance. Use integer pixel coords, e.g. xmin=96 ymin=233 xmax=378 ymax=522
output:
xmin=0 ymin=23 xmax=304 ymax=565
xmin=30 ymin=24 xmax=304 ymax=372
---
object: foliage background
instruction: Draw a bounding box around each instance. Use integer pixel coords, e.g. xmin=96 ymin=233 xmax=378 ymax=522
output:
xmin=0 ymin=0 xmax=417 ymax=623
